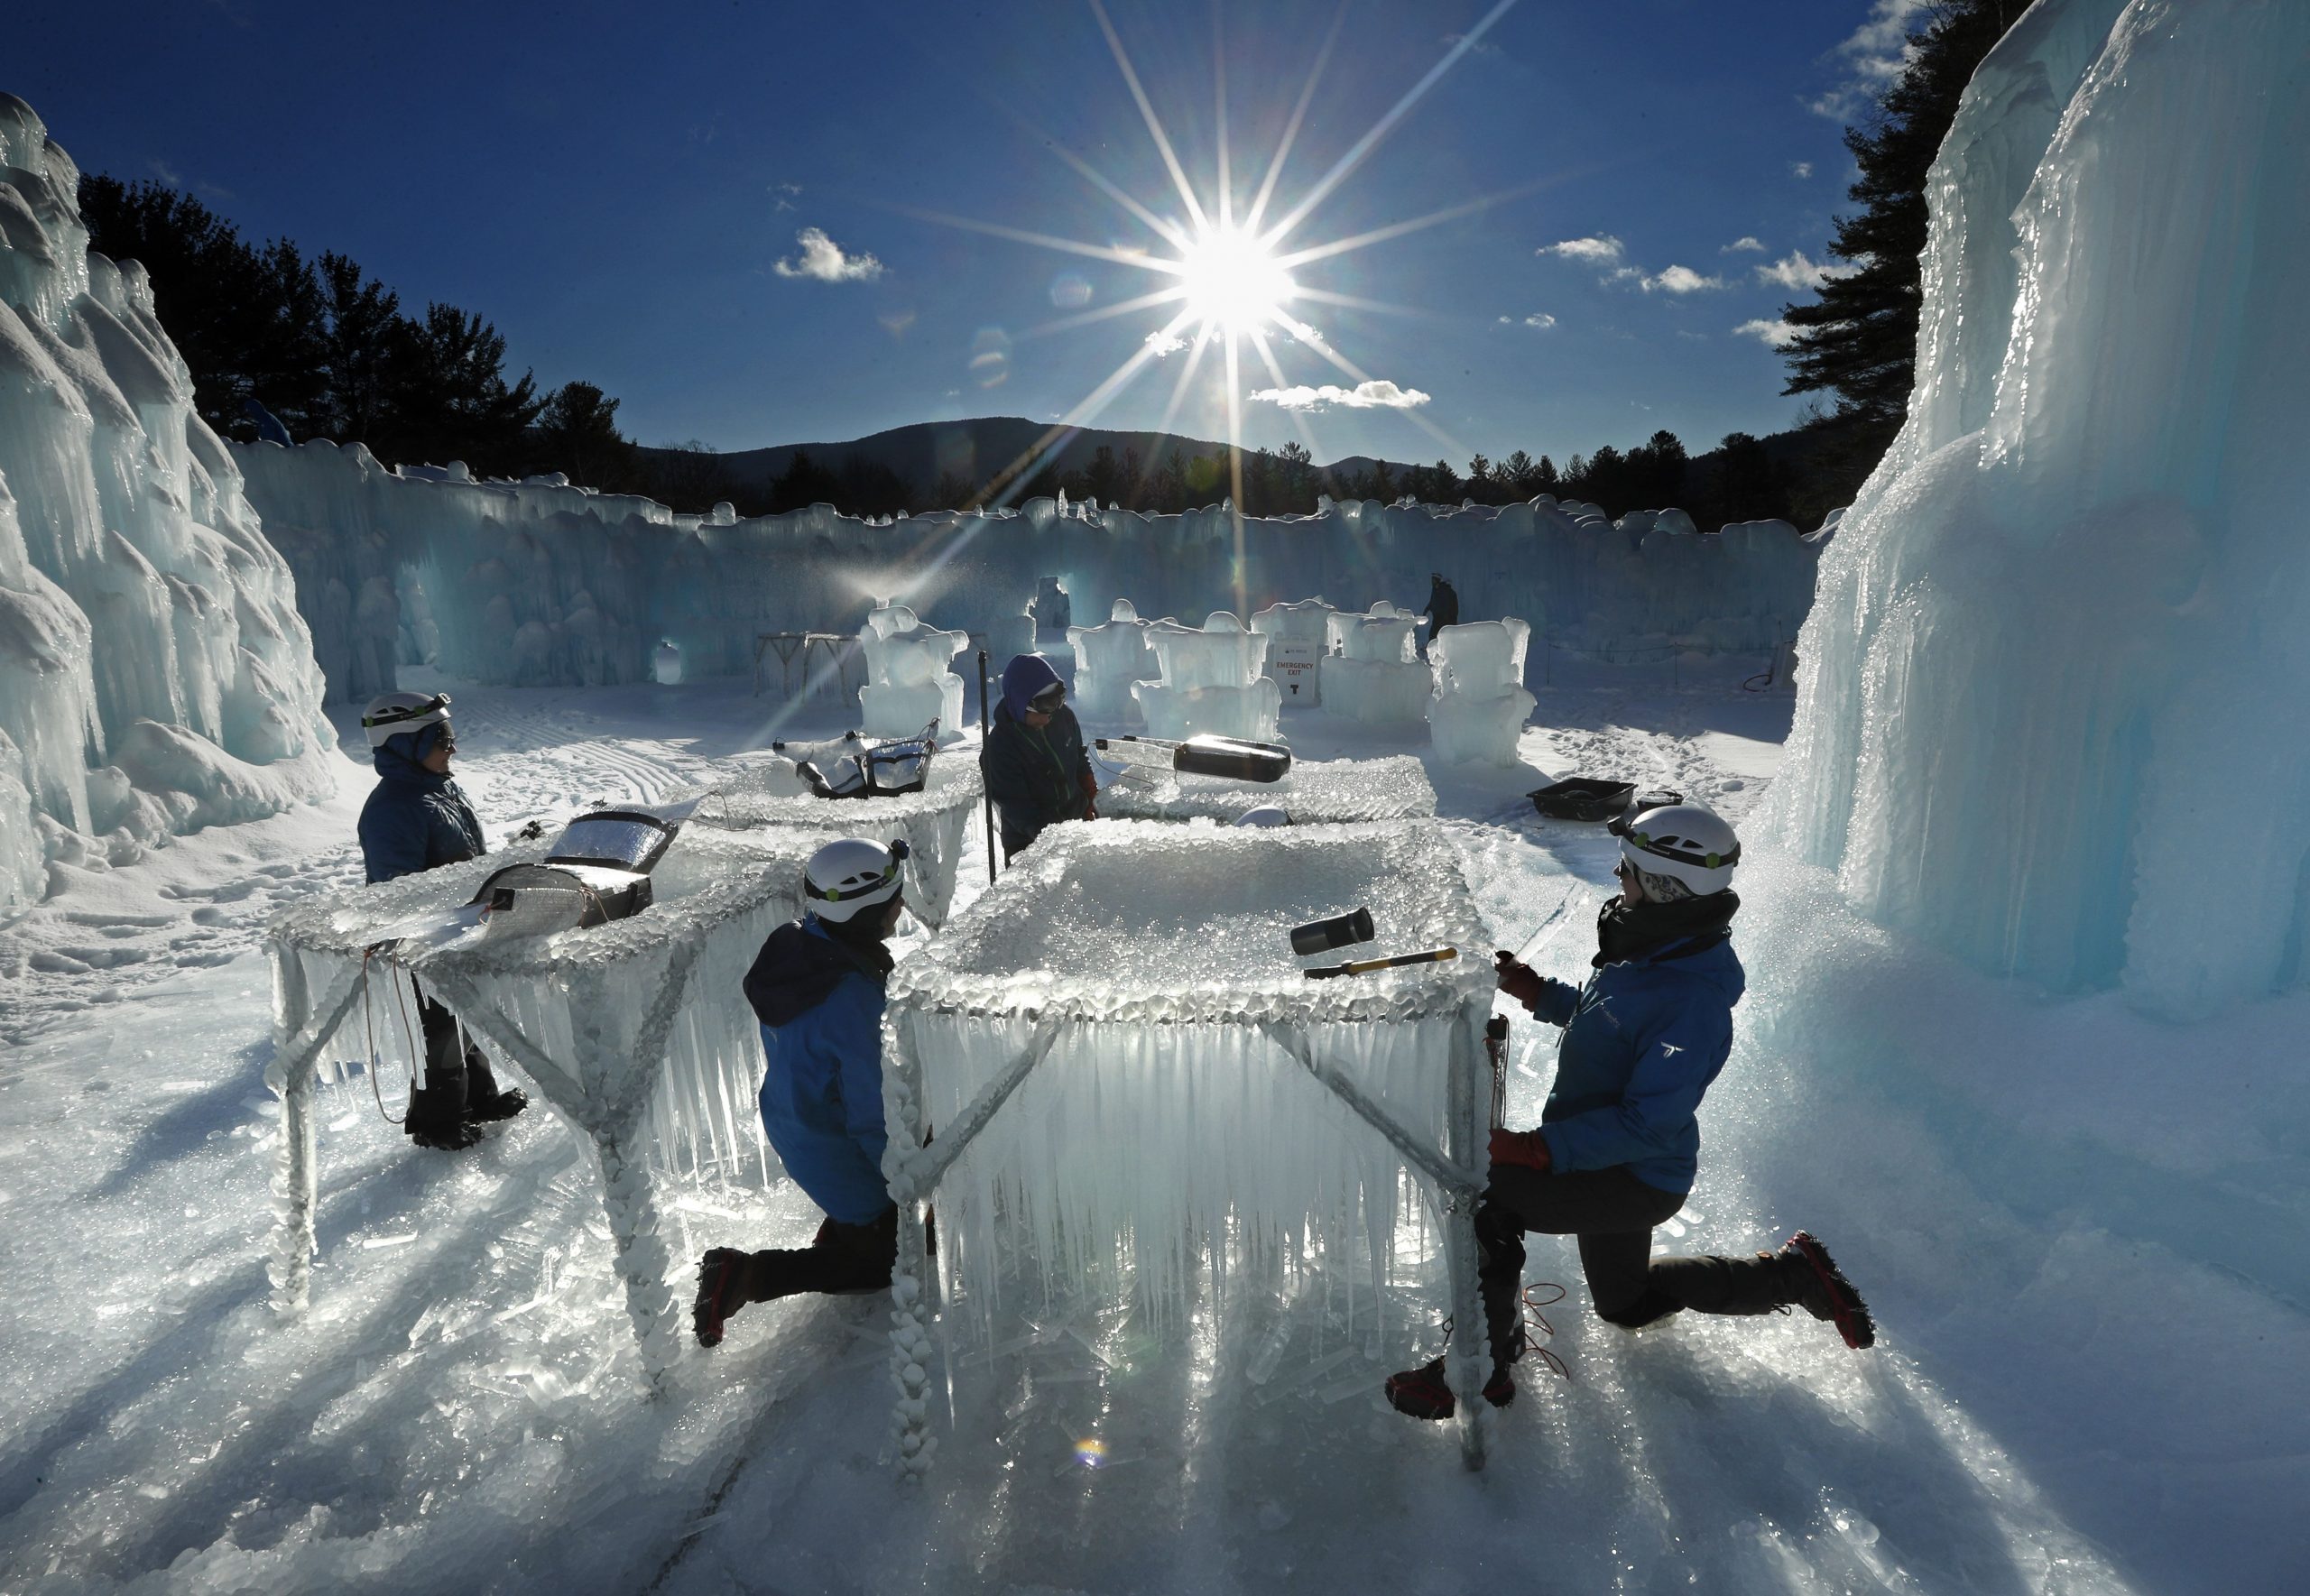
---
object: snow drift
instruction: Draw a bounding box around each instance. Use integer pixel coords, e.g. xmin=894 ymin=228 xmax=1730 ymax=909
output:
xmin=1763 ymin=0 xmax=2310 ymax=1018
xmin=0 ymin=95 xmax=335 ymax=911
xmin=235 ymin=438 xmax=1824 ymax=706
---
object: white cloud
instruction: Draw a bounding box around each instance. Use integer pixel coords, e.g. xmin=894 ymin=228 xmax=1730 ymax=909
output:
xmin=1722 ymin=235 xmax=1766 ymax=254
xmin=1734 ymin=318 xmax=1801 ymax=347
xmin=1642 ymin=265 xmax=1725 ymax=294
xmin=1791 ymin=161 xmax=1815 ymax=180
xmin=772 ymin=226 xmax=884 ymax=282
xmin=770 ymin=181 xmax=802 ymax=213
xmin=1441 ymin=32 xmax=1505 ymax=58
xmin=1755 ymin=250 xmax=1856 ymax=291
xmin=1540 ymin=235 xmax=1624 ymax=263
xmin=1144 ymin=330 xmax=1187 ymax=356
xmin=1522 ymin=312 xmax=1556 ymax=329
xmin=150 ymin=158 xmax=183 ymax=186
xmin=1811 ymin=0 xmax=1932 ymax=118
xmin=1250 ymin=380 xmax=1431 ymax=412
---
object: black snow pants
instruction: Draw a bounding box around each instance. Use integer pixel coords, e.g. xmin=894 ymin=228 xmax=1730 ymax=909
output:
xmin=1478 ymin=1165 xmax=1803 ymax=1361
xmin=408 ymin=996 xmax=513 ymax=1138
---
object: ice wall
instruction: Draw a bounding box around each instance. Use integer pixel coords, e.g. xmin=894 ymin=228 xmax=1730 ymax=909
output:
xmin=0 ymin=96 xmax=333 ymax=909
xmin=1762 ymin=0 xmax=2310 ymax=1016
xmin=234 ymin=445 xmax=1823 ymax=705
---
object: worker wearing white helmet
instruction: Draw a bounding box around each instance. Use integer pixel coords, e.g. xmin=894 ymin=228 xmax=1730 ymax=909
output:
xmin=356 ymin=690 xmax=527 ymax=1150
xmin=695 ymin=837 xmax=912 ymax=1348
xmin=1388 ymin=801 xmax=1875 ymax=1423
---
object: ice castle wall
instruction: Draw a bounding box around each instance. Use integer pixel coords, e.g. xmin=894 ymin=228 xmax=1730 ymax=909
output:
xmin=234 ymin=455 xmax=1824 ymax=706
xmin=0 ymin=96 xmax=334 ymax=910
xmin=1760 ymin=0 xmax=2310 ymax=1017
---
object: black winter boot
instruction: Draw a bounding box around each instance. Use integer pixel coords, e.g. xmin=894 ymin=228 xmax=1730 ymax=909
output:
xmin=463 ymin=1053 xmax=528 ymax=1124
xmin=1777 ymin=1232 xmax=1875 ymax=1349
xmin=406 ymin=1086 xmax=483 ymax=1150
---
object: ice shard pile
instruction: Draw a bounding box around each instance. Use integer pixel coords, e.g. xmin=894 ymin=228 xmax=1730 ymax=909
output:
xmin=1321 ymin=602 xmax=1429 ymax=727
xmin=855 ymin=604 xmax=967 ymax=739
xmin=1762 ymin=0 xmax=2310 ymax=1017
xmin=688 ymin=743 xmax=982 ymax=927
xmin=1428 ymin=619 xmax=1536 ymax=766
xmin=1132 ymin=611 xmax=1281 ymax=742
xmin=0 ymin=96 xmax=334 ymax=909
xmin=1251 ymin=597 xmax=1335 ymax=710
xmin=234 ymin=443 xmax=1822 ymax=706
xmin=1096 ymin=754 xmax=1435 ymax=826
xmin=880 ymin=818 xmax=1491 ymax=1356
xmin=1066 ymin=598 xmax=1155 ymax=724
xmin=265 ymin=824 xmax=815 ymax=1380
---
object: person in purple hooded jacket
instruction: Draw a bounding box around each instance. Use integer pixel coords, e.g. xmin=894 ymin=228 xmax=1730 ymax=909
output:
xmin=978 ymin=653 xmax=1096 ymax=862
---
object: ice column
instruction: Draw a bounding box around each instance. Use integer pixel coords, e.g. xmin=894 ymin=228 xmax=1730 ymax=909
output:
xmin=1321 ymin=602 xmax=1428 ymax=727
xmin=1251 ymin=597 xmax=1334 ymax=710
xmin=857 ymin=604 xmax=968 ymax=738
xmin=0 ymin=95 xmax=335 ymax=910
xmin=1067 ymin=598 xmax=1155 ymax=724
xmin=1132 ymin=611 xmax=1280 ymax=741
xmin=1761 ymin=0 xmax=2310 ymax=1015
xmin=1428 ymin=620 xmax=1535 ymax=765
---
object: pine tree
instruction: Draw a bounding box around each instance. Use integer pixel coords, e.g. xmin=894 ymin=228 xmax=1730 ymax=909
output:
xmin=1780 ymin=1 xmax=2025 ymax=468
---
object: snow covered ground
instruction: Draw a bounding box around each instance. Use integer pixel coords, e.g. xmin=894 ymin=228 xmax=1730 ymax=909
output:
xmin=2 ymin=669 xmax=2300 ymax=1594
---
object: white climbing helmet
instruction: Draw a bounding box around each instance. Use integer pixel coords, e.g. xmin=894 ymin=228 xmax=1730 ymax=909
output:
xmin=802 ymin=837 xmax=905 ymax=923
xmin=1618 ymin=802 xmax=1741 ymax=896
xmin=362 ymin=690 xmax=452 ymax=749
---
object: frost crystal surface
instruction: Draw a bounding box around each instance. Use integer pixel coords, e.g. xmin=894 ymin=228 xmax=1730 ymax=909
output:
xmin=1096 ymin=754 xmax=1435 ymax=826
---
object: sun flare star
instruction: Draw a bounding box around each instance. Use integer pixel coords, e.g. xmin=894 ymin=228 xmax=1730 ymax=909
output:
xmin=897 ymin=0 xmax=1527 ymax=612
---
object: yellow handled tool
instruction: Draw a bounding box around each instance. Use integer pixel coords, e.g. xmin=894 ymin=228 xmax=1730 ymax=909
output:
xmin=1303 ymin=946 xmax=1459 ymax=980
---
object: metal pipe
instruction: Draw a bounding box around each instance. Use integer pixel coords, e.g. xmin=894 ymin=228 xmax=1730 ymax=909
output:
xmin=977 ymin=648 xmax=997 ymax=883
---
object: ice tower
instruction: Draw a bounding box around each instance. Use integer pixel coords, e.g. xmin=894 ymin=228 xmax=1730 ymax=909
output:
xmin=0 ymin=95 xmax=333 ymax=909
xmin=1763 ymin=0 xmax=2310 ymax=1017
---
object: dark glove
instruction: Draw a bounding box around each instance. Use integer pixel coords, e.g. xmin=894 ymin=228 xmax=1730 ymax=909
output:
xmin=1489 ymin=1127 xmax=1553 ymax=1172
xmin=1494 ymin=951 xmax=1545 ymax=1010
xmin=1077 ymin=768 xmax=1099 ymax=821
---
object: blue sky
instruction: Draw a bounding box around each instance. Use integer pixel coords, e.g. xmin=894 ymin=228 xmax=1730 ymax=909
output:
xmin=17 ymin=1 xmax=1919 ymax=467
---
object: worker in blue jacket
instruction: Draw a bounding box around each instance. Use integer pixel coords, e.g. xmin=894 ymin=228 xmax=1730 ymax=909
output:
xmin=695 ymin=837 xmax=910 ymax=1347
xmin=356 ymin=691 xmax=527 ymax=1150
xmin=979 ymin=653 xmax=1095 ymax=862
xmin=1387 ymin=803 xmax=1875 ymax=1422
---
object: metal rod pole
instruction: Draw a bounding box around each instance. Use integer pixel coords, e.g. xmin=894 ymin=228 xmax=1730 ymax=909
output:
xmin=977 ymin=649 xmax=997 ymax=882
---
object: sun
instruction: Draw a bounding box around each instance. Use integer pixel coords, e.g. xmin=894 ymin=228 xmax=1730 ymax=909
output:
xmin=1177 ymin=225 xmax=1295 ymax=335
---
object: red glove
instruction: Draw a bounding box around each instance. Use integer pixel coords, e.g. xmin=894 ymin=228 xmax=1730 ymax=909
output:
xmin=1077 ymin=769 xmax=1099 ymax=820
xmin=1494 ymin=952 xmax=1545 ymax=1010
xmin=1489 ymin=1127 xmax=1553 ymax=1172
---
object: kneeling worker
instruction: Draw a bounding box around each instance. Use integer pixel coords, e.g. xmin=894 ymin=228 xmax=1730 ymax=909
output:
xmin=1387 ymin=801 xmax=1874 ymax=1420
xmin=979 ymin=654 xmax=1095 ymax=863
xmin=357 ymin=691 xmax=527 ymax=1150
xmin=695 ymin=838 xmax=910 ymax=1347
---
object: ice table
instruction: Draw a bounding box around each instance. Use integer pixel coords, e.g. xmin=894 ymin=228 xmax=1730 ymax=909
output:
xmin=264 ymin=826 xmax=815 ymax=1387
xmin=1096 ymin=752 xmax=1437 ymax=825
xmin=877 ymin=819 xmax=1497 ymax=1474
xmin=688 ymin=749 xmax=982 ymax=927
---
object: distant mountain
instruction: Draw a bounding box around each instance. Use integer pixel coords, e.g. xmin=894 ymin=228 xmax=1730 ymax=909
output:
xmin=634 ymin=417 xmax=1420 ymax=502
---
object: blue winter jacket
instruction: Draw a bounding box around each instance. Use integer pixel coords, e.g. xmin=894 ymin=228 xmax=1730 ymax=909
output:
xmin=744 ymin=916 xmax=893 ymax=1225
xmin=358 ymin=743 xmax=487 ymax=884
xmin=1527 ymin=929 xmax=1745 ymax=1195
